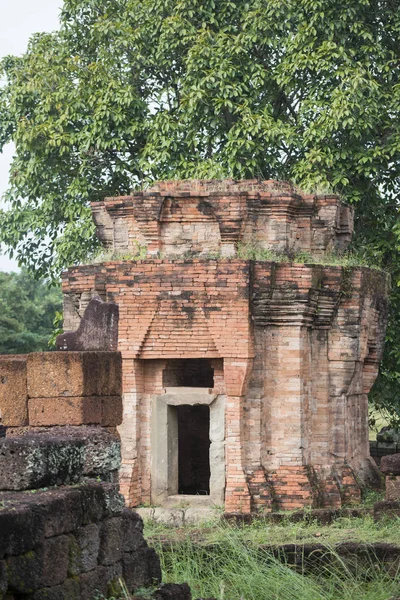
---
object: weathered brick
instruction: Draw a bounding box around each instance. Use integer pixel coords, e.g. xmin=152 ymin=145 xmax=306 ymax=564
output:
xmin=28 ymin=396 xmax=102 ymax=426
xmin=27 ymin=351 xmax=122 ymax=398
xmin=0 ymin=357 xmax=28 ymax=426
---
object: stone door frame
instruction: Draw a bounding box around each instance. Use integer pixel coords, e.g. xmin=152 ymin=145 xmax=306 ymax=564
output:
xmin=151 ymin=387 xmax=225 ymax=506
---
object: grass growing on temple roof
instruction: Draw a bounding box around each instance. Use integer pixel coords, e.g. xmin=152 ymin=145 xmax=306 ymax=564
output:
xmin=235 ymin=242 xmax=383 ymax=269
xmin=86 ymin=241 xmax=383 ymax=271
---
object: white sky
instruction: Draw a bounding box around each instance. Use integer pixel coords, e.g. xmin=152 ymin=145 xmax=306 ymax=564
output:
xmin=0 ymin=0 xmax=62 ymax=272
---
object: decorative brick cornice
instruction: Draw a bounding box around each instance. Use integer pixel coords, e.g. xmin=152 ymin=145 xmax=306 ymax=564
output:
xmin=90 ymin=179 xmax=353 ymax=257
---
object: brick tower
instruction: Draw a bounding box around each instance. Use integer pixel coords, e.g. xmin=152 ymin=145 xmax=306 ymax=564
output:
xmin=62 ymin=180 xmax=388 ymax=512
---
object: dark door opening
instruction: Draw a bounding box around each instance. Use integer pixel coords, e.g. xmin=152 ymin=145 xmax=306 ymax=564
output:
xmin=178 ymin=405 xmax=210 ymax=495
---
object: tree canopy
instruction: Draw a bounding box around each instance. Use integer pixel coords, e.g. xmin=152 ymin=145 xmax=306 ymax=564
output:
xmin=0 ymin=0 xmax=399 ymax=274
xmin=0 ymin=270 xmax=62 ymax=354
xmin=0 ymin=0 xmax=400 ymax=417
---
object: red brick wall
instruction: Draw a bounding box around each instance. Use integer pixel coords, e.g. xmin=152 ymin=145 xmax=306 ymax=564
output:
xmin=62 ymin=258 xmax=388 ymax=512
xmin=91 ymin=179 xmax=353 ymax=259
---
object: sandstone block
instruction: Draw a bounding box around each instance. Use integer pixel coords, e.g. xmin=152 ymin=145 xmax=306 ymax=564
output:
xmin=31 ymin=578 xmax=81 ymax=600
xmin=385 ymin=476 xmax=400 ymax=501
xmin=0 ymin=435 xmax=85 ymax=490
xmin=6 ymin=548 xmax=43 ymax=592
xmin=184 ymin=507 xmax=219 ymax=525
xmin=27 ymin=351 xmax=122 ymax=398
xmin=28 ymin=396 xmax=102 ymax=426
xmin=152 ymin=507 xmax=185 ymax=526
xmin=0 ymin=501 xmax=45 ymax=558
xmin=79 ymin=565 xmax=108 ymax=599
xmin=0 ymin=358 xmax=28 ymax=426
xmin=41 ymin=535 xmax=70 ymax=587
xmin=69 ymin=523 xmax=100 ymax=575
xmin=99 ymin=517 xmax=123 ymax=565
xmin=123 ymin=547 xmax=161 ymax=592
xmin=381 ymin=454 xmax=400 ymax=476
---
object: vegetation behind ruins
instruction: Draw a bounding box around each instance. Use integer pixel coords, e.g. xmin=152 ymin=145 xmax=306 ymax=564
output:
xmin=1 ymin=0 xmax=399 ymax=422
xmin=0 ymin=269 xmax=62 ymax=353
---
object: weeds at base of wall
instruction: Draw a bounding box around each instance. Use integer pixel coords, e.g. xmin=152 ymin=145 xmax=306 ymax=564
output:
xmin=152 ymin=532 xmax=400 ymax=600
xmin=97 ymin=578 xmax=157 ymax=600
xmin=143 ymin=510 xmax=395 ymax=548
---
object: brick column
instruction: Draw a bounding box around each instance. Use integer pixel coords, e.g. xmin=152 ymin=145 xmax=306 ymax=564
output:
xmin=118 ymin=358 xmax=144 ymax=506
xmin=262 ymin=326 xmax=316 ymax=510
xmin=224 ymin=358 xmax=252 ymax=513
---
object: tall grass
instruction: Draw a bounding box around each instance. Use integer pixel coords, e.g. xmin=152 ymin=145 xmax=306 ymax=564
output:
xmin=152 ymin=526 xmax=399 ymax=600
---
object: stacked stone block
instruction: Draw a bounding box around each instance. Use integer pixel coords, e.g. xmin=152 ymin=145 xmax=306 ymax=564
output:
xmin=370 ymin=429 xmax=400 ymax=466
xmin=380 ymin=455 xmax=400 ymax=502
xmin=374 ymin=454 xmax=400 ymax=521
xmin=0 ymin=351 xmax=191 ymax=599
xmin=0 ymin=351 xmax=122 ymax=429
xmin=0 ymin=482 xmax=160 ymax=600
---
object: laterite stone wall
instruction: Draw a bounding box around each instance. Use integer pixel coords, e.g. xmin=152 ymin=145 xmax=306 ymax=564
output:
xmin=0 ymin=352 xmax=191 ymax=599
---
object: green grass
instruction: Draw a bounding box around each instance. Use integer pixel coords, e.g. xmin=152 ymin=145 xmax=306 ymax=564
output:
xmin=102 ymin=515 xmax=400 ymax=599
xmin=149 ymin=524 xmax=400 ymax=600
xmin=236 ymin=242 xmax=382 ymax=269
xmin=144 ymin=512 xmax=399 ymax=548
xmin=85 ymin=240 xmax=383 ymax=271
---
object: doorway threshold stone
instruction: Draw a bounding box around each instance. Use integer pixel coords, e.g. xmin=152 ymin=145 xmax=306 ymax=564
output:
xmin=135 ymin=504 xmax=221 ymax=526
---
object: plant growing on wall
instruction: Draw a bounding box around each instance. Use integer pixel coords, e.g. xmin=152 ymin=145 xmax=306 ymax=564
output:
xmin=0 ymin=0 xmax=399 ymax=419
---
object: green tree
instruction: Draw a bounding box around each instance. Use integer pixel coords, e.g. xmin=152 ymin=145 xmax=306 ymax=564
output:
xmin=0 ymin=270 xmax=62 ymax=354
xmin=0 ymin=0 xmax=400 ymax=418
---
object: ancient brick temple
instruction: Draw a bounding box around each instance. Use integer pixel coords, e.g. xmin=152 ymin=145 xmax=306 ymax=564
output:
xmin=62 ymin=180 xmax=389 ymax=513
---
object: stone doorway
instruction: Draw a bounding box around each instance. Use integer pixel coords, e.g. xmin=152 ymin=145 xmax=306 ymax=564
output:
xmin=151 ymin=388 xmax=225 ymax=506
xmin=177 ymin=404 xmax=211 ymax=495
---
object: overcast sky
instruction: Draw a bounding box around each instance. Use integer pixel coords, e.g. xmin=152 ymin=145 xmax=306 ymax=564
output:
xmin=0 ymin=0 xmax=62 ymax=272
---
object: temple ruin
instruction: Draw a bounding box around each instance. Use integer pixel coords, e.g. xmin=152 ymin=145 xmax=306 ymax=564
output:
xmin=60 ymin=179 xmax=389 ymax=513
xmin=0 ymin=351 xmax=190 ymax=599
